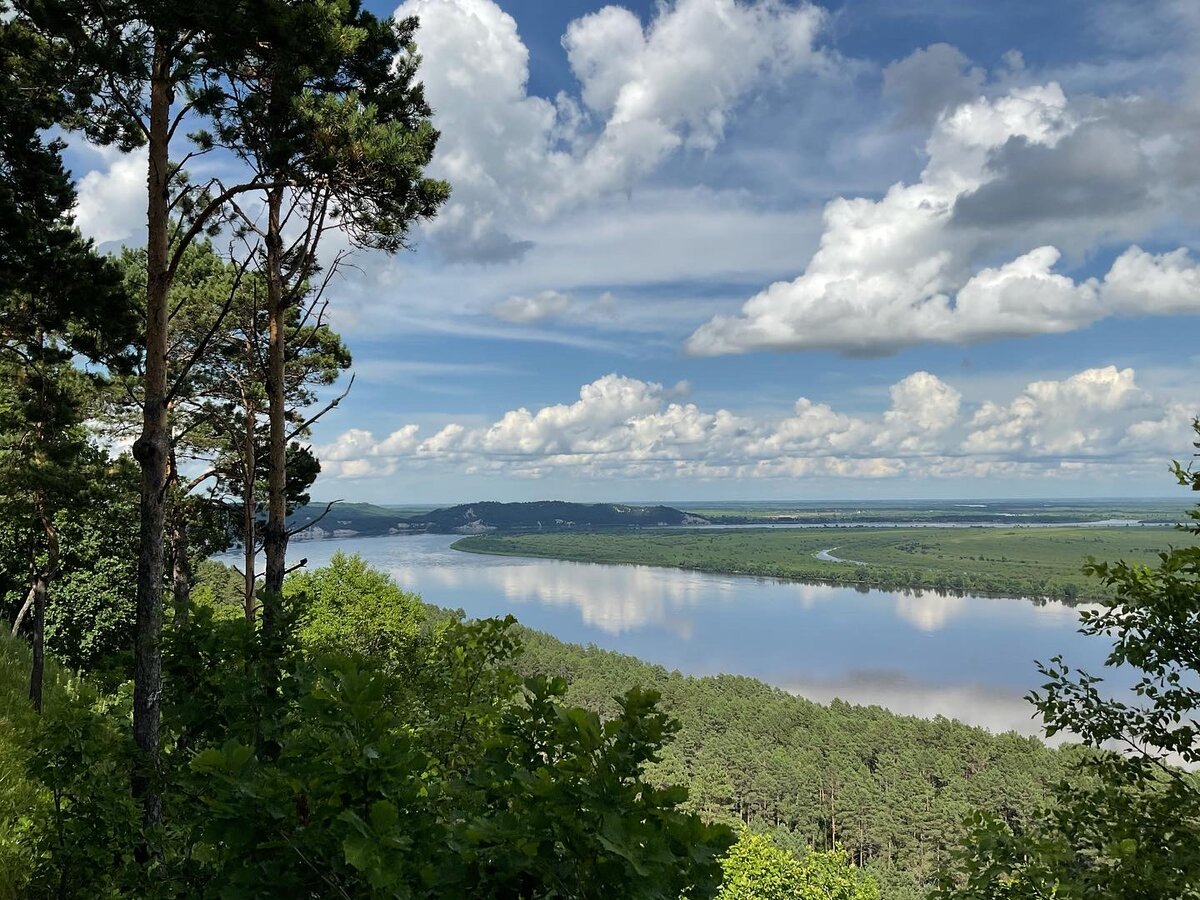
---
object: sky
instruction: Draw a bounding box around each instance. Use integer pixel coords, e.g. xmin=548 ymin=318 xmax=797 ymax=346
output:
xmin=67 ymin=0 xmax=1200 ymax=503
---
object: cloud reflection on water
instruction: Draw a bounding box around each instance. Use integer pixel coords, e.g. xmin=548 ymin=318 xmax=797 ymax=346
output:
xmin=779 ymin=671 xmax=1052 ymax=739
xmin=398 ymin=557 xmax=1070 ymax=737
xmin=386 ymin=552 xmax=1088 ymax=639
xmin=387 ymin=559 xmax=727 ymax=638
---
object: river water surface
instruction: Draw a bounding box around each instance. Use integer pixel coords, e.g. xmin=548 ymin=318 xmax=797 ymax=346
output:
xmin=279 ymin=533 xmax=1114 ymax=738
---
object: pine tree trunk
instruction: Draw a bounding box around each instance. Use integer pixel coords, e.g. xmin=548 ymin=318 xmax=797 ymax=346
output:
xmin=28 ymin=572 xmax=47 ymax=714
xmin=261 ymin=185 xmax=288 ymax=640
xmin=10 ymin=583 xmax=35 ymax=637
xmin=170 ymin=512 xmax=191 ymax=627
xmin=29 ymin=504 xmax=58 ymax=714
xmin=242 ymin=393 xmax=257 ymax=623
xmin=130 ymin=37 xmax=172 ymax=828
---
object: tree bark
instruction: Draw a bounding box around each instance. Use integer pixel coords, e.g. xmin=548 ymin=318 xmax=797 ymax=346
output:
xmin=29 ymin=503 xmax=58 ymax=714
xmin=28 ymin=571 xmax=47 ymax=714
xmin=10 ymin=583 xmax=35 ymax=637
xmin=129 ymin=35 xmax=172 ymax=828
xmin=241 ymin=392 xmax=257 ymax=623
xmin=170 ymin=511 xmax=191 ymax=627
xmin=261 ymin=185 xmax=288 ymax=640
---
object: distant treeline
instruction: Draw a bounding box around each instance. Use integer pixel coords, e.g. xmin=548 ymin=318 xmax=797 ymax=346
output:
xmin=454 ymin=527 xmax=1183 ymax=603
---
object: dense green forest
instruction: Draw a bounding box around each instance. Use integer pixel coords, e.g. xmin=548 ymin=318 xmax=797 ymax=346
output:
xmin=0 ymin=551 xmax=1064 ymax=899
xmin=515 ymin=629 xmax=1065 ymax=899
xmin=1 ymin=0 xmax=1198 ymax=895
xmin=455 ymin=526 xmax=1181 ymax=602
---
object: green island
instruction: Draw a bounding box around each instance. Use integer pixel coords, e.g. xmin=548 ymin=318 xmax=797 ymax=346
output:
xmin=452 ymin=525 xmax=1182 ymax=601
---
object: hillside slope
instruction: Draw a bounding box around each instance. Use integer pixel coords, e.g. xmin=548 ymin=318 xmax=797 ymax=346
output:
xmin=289 ymin=500 xmax=706 ymax=537
xmin=407 ymin=501 xmax=706 ymax=533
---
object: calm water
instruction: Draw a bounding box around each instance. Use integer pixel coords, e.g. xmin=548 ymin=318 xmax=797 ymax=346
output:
xmin=274 ymin=533 xmax=1116 ymax=738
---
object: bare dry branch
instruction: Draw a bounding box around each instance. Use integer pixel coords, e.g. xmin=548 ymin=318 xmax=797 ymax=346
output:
xmin=167 ymin=180 xmax=269 ymax=282
xmin=165 ymin=254 xmax=255 ymax=405
xmin=286 ymin=498 xmax=342 ymax=538
xmin=286 ymin=374 xmax=354 ymax=441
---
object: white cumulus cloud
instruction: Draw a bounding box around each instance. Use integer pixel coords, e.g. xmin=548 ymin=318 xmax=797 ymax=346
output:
xmin=686 ymin=82 xmax=1200 ymax=356
xmin=962 ymin=366 xmax=1162 ymax=457
xmin=73 ymin=148 xmax=148 ymax=246
xmin=316 ymin=365 xmax=1192 ymax=483
xmin=398 ymin=0 xmax=827 ymax=261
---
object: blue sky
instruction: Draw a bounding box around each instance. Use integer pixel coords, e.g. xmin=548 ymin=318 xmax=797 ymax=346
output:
xmin=72 ymin=0 xmax=1200 ymax=503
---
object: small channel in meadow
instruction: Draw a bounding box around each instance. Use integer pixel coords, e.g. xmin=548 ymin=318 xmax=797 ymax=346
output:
xmin=279 ymin=532 xmax=1114 ymax=739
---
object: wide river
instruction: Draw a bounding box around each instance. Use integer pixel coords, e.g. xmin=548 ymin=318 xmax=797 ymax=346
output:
xmin=281 ymin=533 xmax=1114 ymax=738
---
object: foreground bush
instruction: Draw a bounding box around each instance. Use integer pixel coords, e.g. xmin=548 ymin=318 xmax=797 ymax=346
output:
xmin=0 ymin=556 xmax=734 ymax=898
xmin=936 ymin=421 xmax=1200 ymax=899
xmin=714 ymin=832 xmax=879 ymax=900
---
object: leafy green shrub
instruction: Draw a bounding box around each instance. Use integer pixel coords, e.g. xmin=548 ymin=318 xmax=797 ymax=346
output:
xmin=175 ymin=605 xmax=732 ymax=897
xmin=0 ymin=632 xmax=137 ymax=900
xmin=0 ymin=633 xmax=44 ymax=900
xmin=937 ymin=421 xmax=1200 ymax=898
xmin=22 ymin=556 xmax=730 ymax=898
xmin=714 ymin=832 xmax=878 ymax=900
xmin=287 ymin=552 xmax=427 ymax=678
xmin=24 ymin=690 xmax=140 ymax=899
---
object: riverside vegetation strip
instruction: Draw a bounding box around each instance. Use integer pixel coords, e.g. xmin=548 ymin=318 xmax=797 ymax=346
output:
xmin=452 ymin=526 xmax=1182 ymax=602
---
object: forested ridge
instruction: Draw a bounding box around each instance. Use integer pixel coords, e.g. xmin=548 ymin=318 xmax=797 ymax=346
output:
xmin=1 ymin=0 xmax=1198 ymax=895
xmin=515 ymin=630 xmax=1065 ymax=900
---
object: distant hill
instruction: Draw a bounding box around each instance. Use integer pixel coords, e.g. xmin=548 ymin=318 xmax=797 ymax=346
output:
xmin=404 ymin=501 xmax=708 ymax=534
xmin=288 ymin=496 xmax=1186 ymax=540
xmin=289 ymin=500 xmax=707 ymax=538
xmin=288 ymin=502 xmax=416 ymax=540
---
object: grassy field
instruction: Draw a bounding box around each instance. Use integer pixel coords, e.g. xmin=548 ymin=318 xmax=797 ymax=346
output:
xmin=454 ymin=526 xmax=1185 ymax=601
